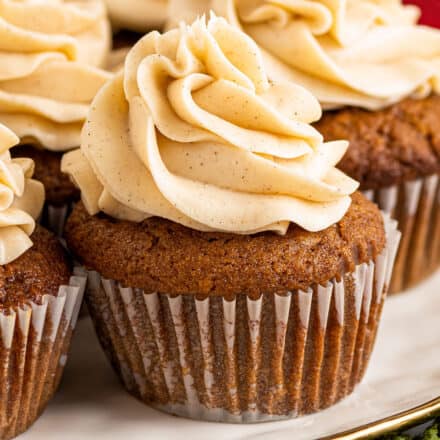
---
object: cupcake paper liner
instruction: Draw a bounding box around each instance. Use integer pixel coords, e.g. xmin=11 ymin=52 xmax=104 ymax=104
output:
xmin=364 ymin=173 xmax=440 ymax=293
xmin=41 ymin=202 xmax=74 ymax=237
xmin=0 ymin=269 xmax=86 ymax=440
xmin=85 ymin=214 xmax=400 ymax=423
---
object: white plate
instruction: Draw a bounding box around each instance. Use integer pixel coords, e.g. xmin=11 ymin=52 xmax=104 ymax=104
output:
xmin=21 ymin=271 xmax=440 ymax=440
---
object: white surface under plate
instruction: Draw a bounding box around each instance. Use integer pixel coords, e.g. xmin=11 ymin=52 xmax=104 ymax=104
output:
xmin=21 ymin=271 xmax=440 ymax=440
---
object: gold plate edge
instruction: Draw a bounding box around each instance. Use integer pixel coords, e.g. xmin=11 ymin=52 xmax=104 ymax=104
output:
xmin=322 ymin=396 xmax=440 ymax=440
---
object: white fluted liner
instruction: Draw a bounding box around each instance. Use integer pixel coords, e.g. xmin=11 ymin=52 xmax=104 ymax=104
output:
xmin=363 ymin=174 xmax=440 ymax=293
xmin=0 ymin=272 xmax=86 ymax=440
xmin=42 ymin=202 xmax=74 ymax=237
xmin=86 ymin=215 xmax=400 ymax=423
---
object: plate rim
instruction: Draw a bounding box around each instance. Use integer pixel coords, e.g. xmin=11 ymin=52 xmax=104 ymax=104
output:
xmin=322 ymin=396 xmax=440 ymax=439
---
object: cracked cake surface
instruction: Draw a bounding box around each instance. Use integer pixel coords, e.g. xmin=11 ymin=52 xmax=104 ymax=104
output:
xmin=65 ymin=193 xmax=385 ymax=298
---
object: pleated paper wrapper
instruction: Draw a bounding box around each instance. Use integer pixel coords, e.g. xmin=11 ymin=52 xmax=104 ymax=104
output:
xmin=364 ymin=173 xmax=440 ymax=293
xmin=0 ymin=269 xmax=86 ymax=439
xmin=86 ymin=215 xmax=400 ymax=423
xmin=41 ymin=202 xmax=75 ymax=237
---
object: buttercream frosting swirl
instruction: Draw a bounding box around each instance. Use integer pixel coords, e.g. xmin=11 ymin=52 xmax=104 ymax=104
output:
xmin=62 ymin=15 xmax=358 ymax=234
xmin=105 ymin=0 xmax=167 ymax=32
xmin=0 ymin=124 xmax=44 ymax=265
xmin=0 ymin=0 xmax=112 ymax=151
xmin=168 ymin=0 xmax=440 ymax=110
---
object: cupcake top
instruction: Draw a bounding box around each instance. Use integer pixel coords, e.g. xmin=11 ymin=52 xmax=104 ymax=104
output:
xmin=0 ymin=124 xmax=44 ymax=265
xmin=66 ymin=193 xmax=385 ymax=296
xmin=62 ymin=14 xmax=358 ymax=234
xmin=169 ymin=0 xmax=440 ymax=110
xmin=105 ymin=0 xmax=167 ymax=32
xmin=0 ymin=0 xmax=112 ymax=151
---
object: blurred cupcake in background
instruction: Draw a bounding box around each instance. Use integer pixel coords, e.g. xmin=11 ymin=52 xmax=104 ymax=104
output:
xmin=63 ymin=15 xmax=399 ymax=422
xmin=107 ymin=0 xmax=167 ymax=32
xmin=0 ymin=0 xmax=112 ymax=234
xmin=107 ymin=0 xmax=168 ymax=53
xmin=167 ymin=0 xmax=440 ymax=293
xmin=106 ymin=47 xmax=130 ymax=73
xmin=0 ymin=124 xmax=85 ymax=440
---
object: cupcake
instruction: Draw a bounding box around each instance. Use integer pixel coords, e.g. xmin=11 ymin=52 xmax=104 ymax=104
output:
xmin=316 ymin=97 xmax=440 ymax=293
xmin=62 ymin=16 xmax=400 ymax=422
xmin=0 ymin=0 xmax=112 ymax=234
xmin=0 ymin=124 xmax=85 ymax=439
xmin=169 ymin=0 xmax=440 ymax=293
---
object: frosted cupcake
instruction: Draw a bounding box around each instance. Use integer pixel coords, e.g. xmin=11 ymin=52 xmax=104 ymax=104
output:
xmin=168 ymin=0 xmax=440 ymax=293
xmin=0 ymin=124 xmax=85 ymax=439
xmin=0 ymin=0 xmax=112 ymax=233
xmin=63 ymin=16 xmax=399 ymax=422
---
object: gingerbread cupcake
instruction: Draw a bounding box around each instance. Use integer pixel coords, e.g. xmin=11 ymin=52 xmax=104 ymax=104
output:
xmin=167 ymin=1 xmax=440 ymax=293
xmin=0 ymin=124 xmax=85 ymax=439
xmin=63 ymin=16 xmax=399 ymax=422
xmin=0 ymin=0 xmax=112 ymax=234
xmin=315 ymin=97 xmax=440 ymax=293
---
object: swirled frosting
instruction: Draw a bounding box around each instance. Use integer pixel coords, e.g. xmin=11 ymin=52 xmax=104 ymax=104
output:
xmin=0 ymin=124 xmax=44 ymax=265
xmin=168 ymin=0 xmax=440 ymax=110
xmin=62 ymin=15 xmax=358 ymax=234
xmin=0 ymin=0 xmax=112 ymax=151
xmin=105 ymin=0 xmax=167 ymax=32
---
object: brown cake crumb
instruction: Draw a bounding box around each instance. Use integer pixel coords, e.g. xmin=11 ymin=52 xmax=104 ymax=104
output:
xmin=0 ymin=225 xmax=71 ymax=310
xmin=11 ymin=145 xmax=79 ymax=206
xmin=315 ymin=95 xmax=440 ymax=190
xmin=65 ymin=192 xmax=385 ymax=298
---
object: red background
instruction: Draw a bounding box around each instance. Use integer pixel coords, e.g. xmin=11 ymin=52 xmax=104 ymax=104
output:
xmin=403 ymin=0 xmax=440 ymax=27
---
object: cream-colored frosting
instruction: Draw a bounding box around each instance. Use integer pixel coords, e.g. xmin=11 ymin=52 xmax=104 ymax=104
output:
xmin=0 ymin=124 xmax=44 ymax=265
xmin=0 ymin=0 xmax=112 ymax=151
xmin=0 ymin=0 xmax=111 ymax=67
xmin=167 ymin=0 xmax=440 ymax=110
xmin=105 ymin=0 xmax=167 ymax=32
xmin=62 ymin=15 xmax=358 ymax=234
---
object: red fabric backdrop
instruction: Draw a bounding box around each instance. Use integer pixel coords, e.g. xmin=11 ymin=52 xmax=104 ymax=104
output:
xmin=403 ymin=0 xmax=440 ymax=27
